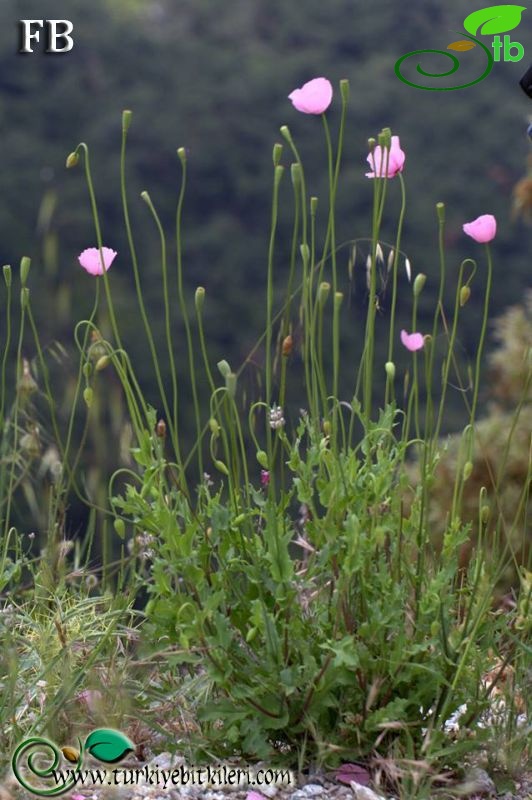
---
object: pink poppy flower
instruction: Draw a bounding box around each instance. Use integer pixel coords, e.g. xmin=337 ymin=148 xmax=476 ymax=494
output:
xmin=462 ymin=214 xmax=497 ymax=243
xmin=78 ymin=247 xmax=117 ymax=276
xmin=260 ymin=470 xmax=270 ymax=488
xmin=366 ymin=135 xmax=405 ymax=179
xmin=288 ymin=77 xmax=333 ymax=114
xmin=401 ymin=329 xmax=424 ymax=352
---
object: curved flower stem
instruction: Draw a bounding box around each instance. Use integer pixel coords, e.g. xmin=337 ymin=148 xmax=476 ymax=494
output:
xmin=468 ymin=244 xmax=493 ymax=443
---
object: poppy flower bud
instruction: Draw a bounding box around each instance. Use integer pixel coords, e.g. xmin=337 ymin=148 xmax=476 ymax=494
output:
xmin=156 ymin=419 xmax=166 ymax=438
xmin=436 ymin=202 xmax=445 ymax=223
xmin=122 ymin=109 xmax=133 ymax=133
xmin=209 ymin=417 xmax=220 ymax=436
xmin=459 ymin=286 xmax=471 ymax=306
xmin=66 ymin=151 xmax=79 ymax=169
xmin=114 ymin=519 xmax=125 ymax=539
xmin=377 ymin=131 xmax=387 ymax=148
xmin=214 ymin=459 xmax=229 ymax=476
xmin=3 ymin=265 xmax=11 ymax=287
xmin=480 ymin=505 xmax=490 ymax=523
xmin=322 ymin=419 xmax=331 ymax=436
xmin=280 ymin=125 xmax=292 ymax=143
xmin=177 ymin=147 xmax=187 ymax=165
xmin=272 ymin=143 xmax=283 ymax=166
xmin=217 ymin=359 xmax=231 ymax=379
xmin=385 ymin=361 xmax=396 ymax=381
xmin=95 ymin=355 xmax=111 ymax=372
xmin=195 ymin=286 xmax=205 ymax=314
xmin=367 ymin=137 xmax=376 ymax=153
xmin=413 ymin=273 xmax=426 ymax=297
xmin=83 ymin=387 xmax=93 ymax=408
xmin=282 ymin=335 xmax=293 ymax=357
xmin=256 ymin=450 xmax=268 ymax=469
xmin=463 ymin=461 xmax=473 ymax=481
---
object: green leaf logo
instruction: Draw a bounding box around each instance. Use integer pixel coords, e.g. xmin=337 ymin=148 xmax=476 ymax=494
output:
xmin=84 ymin=729 xmax=134 ymax=764
xmin=463 ymin=5 xmax=526 ymax=36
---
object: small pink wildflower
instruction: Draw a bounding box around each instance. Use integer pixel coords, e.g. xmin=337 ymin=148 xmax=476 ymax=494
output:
xmin=246 ymin=793 xmax=268 ymax=800
xmin=462 ymin=214 xmax=497 ymax=243
xmin=78 ymin=247 xmax=117 ymax=276
xmin=288 ymin=77 xmax=333 ymax=114
xmin=366 ymin=135 xmax=405 ymax=179
xmin=261 ymin=470 xmax=270 ymax=488
xmin=401 ymin=329 xmax=424 ymax=352
xmin=71 ymin=795 xmax=85 ymax=800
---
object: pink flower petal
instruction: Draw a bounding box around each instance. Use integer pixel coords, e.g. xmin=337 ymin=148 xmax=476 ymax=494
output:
xmin=288 ymin=77 xmax=333 ymax=114
xmin=366 ymin=135 xmax=405 ymax=178
xmin=246 ymin=793 xmax=268 ymax=800
xmin=71 ymin=795 xmax=85 ymax=800
xmin=335 ymin=763 xmax=371 ymax=786
xmin=401 ymin=329 xmax=424 ymax=352
xmin=78 ymin=247 xmax=117 ymax=276
xmin=462 ymin=214 xmax=497 ymax=243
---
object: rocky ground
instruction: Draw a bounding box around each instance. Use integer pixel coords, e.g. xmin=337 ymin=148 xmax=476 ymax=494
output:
xmin=2 ymin=751 xmax=531 ymax=800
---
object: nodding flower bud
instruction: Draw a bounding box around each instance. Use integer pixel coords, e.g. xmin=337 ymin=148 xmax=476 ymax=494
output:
xmin=318 ymin=281 xmax=331 ymax=306
xmin=459 ymin=286 xmax=471 ymax=307
xmin=140 ymin=190 xmax=151 ymax=204
xmin=340 ymin=78 xmax=350 ymax=104
xmin=195 ymin=286 xmax=205 ymax=314
xmin=256 ymin=450 xmax=268 ymax=469
xmin=282 ymin=335 xmax=293 ymax=357
xmin=209 ymin=417 xmax=220 ymax=436
xmin=95 ymin=355 xmax=111 ymax=372
xmin=83 ymin=387 xmax=94 ymax=408
xmin=177 ymin=147 xmax=187 ymax=165
xmin=225 ymin=372 xmax=237 ymax=398
xmin=122 ymin=109 xmax=133 ymax=133
xmin=310 ymin=196 xmax=318 ymax=215
xmin=290 ymin=162 xmax=302 ymax=187
xmin=272 ymin=143 xmax=283 ymax=166
xmin=436 ymin=202 xmax=445 ymax=223
xmin=385 ymin=361 xmax=396 ymax=381
xmin=213 ymin=459 xmax=229 ymax=476
xmin=66 ymin=151 xmax=79 ymax=169
xmin=463 ymin=461 xmax=473 ymax=481
xmin=20 ymin=256 xmax=31 ymax=286
xmin=217 ymin=359 xmax=231 ymax=379
xmin=156 ymin=419 xmax=167 ymax=438
xmin=113 ymin=518 xmax=126 ymax=539
xmin=3 ymin=265 xmax=12 ymax=288
xmin=480 ymin=505 xmax=490 ymax=523
xmin=413 ymin=273 xmax=426 ymax=297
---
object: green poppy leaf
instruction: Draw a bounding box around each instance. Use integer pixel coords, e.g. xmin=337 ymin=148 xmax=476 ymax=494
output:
xmin=463 ymin=5 xmax=526 ymax=36
xmin=447 ymin=40 xmax=477 ymax=51
xmin=84 ymin=729 xmax=134 ymax=764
